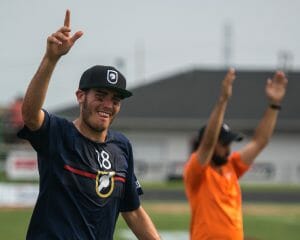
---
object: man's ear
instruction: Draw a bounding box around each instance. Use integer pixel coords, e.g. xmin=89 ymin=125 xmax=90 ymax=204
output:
xmin=76 ymin=89 xmax=86 ymax=103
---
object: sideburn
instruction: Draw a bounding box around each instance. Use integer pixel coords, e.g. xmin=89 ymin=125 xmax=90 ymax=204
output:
xmin=81 ymin=97 xmax=106 ymax=133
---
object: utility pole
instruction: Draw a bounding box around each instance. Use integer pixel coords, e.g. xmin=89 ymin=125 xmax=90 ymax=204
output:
xmin=222 ymin=22 xmax=233 ymax=68
xmin=134 ymin=39 xmax=146 ymax=84
xmin=278 ymin=50 xmax=293 ymax=73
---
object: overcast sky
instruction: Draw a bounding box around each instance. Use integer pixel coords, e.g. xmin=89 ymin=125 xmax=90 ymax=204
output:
xmin=1 ymin=0 xmax=299 ymax=110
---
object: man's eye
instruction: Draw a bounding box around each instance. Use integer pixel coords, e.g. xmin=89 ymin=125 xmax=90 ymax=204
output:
xmin=95 ymin=94 xmax=105 ymax=100
xmin=113 ymin=98 xmax=121 ymax=105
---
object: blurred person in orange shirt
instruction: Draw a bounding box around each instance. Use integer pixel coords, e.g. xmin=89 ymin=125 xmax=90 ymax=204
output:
xmin=183 ymin=68 xmax=287 ymax=239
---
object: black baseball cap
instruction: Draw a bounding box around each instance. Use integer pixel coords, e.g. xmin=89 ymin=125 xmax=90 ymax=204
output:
xmin=197 ymin=123 xmax=243 ymax=146
xmin=79 ymin=65 xmax=132 ymax=99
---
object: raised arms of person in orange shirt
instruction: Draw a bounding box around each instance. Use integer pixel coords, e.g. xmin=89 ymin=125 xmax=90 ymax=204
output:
xmin=238 ymin=71 xmax=288 ymax=166
xmin=195 ymin=68 xmax=236 ymax=166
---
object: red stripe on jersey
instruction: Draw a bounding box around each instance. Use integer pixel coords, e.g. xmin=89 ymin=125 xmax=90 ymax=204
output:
xmin=114 ymin=176 xmax=126 ymax=183
xmin=64 ymin=165 xmax=126 ymax=183
xmin=64 ymin=165 xmax=96 ymax=179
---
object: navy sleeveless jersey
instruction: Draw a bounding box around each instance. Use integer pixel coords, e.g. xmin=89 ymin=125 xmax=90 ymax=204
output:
xmin=18 ymin=110 xmax=143 ymax=240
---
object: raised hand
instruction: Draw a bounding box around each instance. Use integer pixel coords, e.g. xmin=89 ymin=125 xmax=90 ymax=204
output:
xmin=266 ymin=71 xmax=288 ymax=105
xmin=46 ymin=9 xmax=83 ymax=61
xmin=220 ymin=68 xmax=236 ymax=101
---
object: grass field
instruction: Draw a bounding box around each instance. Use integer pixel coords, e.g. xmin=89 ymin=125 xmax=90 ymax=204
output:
xmin=1 ymin=202 xmax=300 ymax=240
xmin=141 ymin=180 xmax=300 ymax=193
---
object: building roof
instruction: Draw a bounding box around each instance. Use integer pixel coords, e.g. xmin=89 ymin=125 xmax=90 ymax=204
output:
xmin=55 ymin=68 xmax=300 ymax=131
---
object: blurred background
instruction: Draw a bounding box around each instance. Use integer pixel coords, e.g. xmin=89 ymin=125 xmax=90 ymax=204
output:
xmin=0 ymin=1 xmax=299 ymax=239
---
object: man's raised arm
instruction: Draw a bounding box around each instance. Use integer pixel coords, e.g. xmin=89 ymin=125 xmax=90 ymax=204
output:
xmin=195 ymin=68 xmax=236 ymax=165
xmin=22 ymin=9 xmax=83 ymax=130
xmin=239 ymin=71 xmax=288 ymax=165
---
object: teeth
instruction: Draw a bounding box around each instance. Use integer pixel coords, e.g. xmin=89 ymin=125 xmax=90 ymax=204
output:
xmin=98 ymin=111 xmax=110 ymax=117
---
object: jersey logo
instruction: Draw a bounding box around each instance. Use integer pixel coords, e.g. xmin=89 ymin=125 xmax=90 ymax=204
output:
xmin=64 ymin=165 xmax=126 ymax=199
xmin=96 ymin=171 xmax=115 ymax=198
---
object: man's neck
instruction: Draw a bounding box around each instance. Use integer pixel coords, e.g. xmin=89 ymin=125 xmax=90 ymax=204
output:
xmin=210 ymin=162 xmax=224 ymax=175
xmin=73 ymin=118 xmax=107 ymax=143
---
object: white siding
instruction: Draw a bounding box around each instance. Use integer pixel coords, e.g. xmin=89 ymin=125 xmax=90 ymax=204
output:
xmin=124 ymin=130 xmax=300 ymax=183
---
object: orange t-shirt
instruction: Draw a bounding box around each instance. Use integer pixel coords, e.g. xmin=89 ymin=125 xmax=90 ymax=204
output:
xmin=183 ymin=152 xmax=250 ymax=240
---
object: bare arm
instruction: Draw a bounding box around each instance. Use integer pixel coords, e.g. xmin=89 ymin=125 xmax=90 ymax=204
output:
xmin=22 ymin=10 xmax=83 ymax=130
xmin=239 ymin=71 xmax=288 ymax=165
xmin=122 ymin=206 xmax=160 ymax=240
xmin=195 ymin=68 xmax=236 ymax=165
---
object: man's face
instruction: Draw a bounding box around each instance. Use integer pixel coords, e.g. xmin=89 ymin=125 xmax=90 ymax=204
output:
xmin=212 ymin=141 xmax=231 ymax=166
xmin=79 ymin=88 xmax=121 ymax=133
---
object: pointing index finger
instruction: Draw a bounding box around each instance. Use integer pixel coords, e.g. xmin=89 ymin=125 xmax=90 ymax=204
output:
xmin=64 ymin=9 xmax=70 ymax=27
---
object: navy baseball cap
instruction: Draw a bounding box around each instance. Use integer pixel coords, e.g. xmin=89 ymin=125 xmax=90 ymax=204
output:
xmin=197 ymin=123 xmax=243 ymax=145
xmin=79 ymin=65 xmax=132 ymax=99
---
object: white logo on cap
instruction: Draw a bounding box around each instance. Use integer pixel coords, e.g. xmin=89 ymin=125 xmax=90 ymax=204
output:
xmin=107 ymin=70 xmax=118 ymax=85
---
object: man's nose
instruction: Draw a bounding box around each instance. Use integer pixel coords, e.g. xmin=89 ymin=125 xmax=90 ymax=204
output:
xmin=102 ymin=97 xmax=113 ymax=108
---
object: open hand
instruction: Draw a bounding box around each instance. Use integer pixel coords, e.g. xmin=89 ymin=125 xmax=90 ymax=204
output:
xmin=46 ymin=10 xmax=83 ymax=61
xmin=266 ymin=71 xmax=288 ymax=104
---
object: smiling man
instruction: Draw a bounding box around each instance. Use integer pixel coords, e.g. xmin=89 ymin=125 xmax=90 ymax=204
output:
xmin=75 ymin=65 xmax=130 ymax=142
xmin=18 ymin=10 xmax=160 ymax=240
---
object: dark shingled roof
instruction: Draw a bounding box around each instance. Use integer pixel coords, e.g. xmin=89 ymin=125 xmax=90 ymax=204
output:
xmin=55 ymin=68 xmax=300 ymax=131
